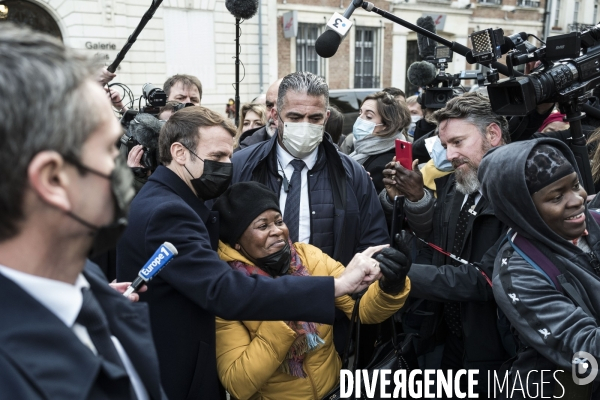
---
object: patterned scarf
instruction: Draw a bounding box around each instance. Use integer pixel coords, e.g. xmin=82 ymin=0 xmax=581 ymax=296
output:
xmin=228 ymin=240 xmax=325 ymax=378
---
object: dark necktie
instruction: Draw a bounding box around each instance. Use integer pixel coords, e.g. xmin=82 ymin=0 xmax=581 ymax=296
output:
xmin=444 ymin=192 xmax=478 ymax=338
xmin=76 ymin=288 xmax=133 ymax=396
xmin=283 ymin=159 xmax=306 ymax=243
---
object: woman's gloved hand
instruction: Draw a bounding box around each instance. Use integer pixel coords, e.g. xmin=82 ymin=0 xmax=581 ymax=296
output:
xmin=373 ymin=231 xmax=413 ymax=294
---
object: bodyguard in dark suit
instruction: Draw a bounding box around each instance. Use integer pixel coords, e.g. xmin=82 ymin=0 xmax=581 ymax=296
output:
xmin=117 ymin=107 xmax=381 ymax=399
xmin=0 ymin=25 xmax=165 ymax=399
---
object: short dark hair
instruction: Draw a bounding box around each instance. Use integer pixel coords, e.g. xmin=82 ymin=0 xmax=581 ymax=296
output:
xmin=159 ymin=106 xmax=236 ymax=164
xmin=432 ymin=92 xmax=510 ymax=144
xmin=325 ymin=105 xmax=344 ymax=144
xmin=383 ymin=87 xmax=406 ymax=99
xmin=163 ymin=74 xmax=203 ymax=101
xmin=362 ymin=91 xmax=411 ymax=138
xmin=0 ymin=23 xmax=99 ymax=241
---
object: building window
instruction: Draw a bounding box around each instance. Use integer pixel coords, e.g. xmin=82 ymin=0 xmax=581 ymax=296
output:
xmin=516 ymin=0 xmax=540 ymax=6
xmin=554 ymin=0 xmax=561 ymax=26
xmin=296 ymin=23 xmax=323 ymax=75
xmin=477 ymin=0 xmax=502 ymax=5
xmin=355 ymin=27 xmax=380 ymax=89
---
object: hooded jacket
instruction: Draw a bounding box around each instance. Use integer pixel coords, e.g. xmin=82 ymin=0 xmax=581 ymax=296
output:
xmin=479 ymin=137 xmax=600 ymax=398
xmin=215 ymin=242 xmax=411 ymax=400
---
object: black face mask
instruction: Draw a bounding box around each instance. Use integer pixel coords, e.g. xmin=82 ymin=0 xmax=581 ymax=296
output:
xmin=64 ymin=156 xmax=135 ymax=257
xmin=252 ymin=241 xmax=292 ymax=277
xmin=184 ymin=146 xmax=233 ymax=201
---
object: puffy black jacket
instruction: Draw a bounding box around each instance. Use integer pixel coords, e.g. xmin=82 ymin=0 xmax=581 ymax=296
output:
xmin=231 ymin=132 xmax=389 ymax=266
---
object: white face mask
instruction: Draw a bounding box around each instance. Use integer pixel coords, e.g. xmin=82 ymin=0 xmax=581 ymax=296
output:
xmin=407 ymin=115 xmax=422 ymax=138
xmin=353 ymin=117 xmax=383 ymax=142
xmin=281 ymin=121 xmax=324 ymax=159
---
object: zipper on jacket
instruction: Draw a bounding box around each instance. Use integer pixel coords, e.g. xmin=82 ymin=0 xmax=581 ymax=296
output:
xmin=304 ymin=364 xmax=319 ymax=400
xmin=588 ymin=252 xmax=600 ymax=276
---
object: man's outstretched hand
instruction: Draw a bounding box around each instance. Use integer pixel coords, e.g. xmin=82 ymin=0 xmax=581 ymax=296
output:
xmin=334 ymin=245 xmax=387 ymax=297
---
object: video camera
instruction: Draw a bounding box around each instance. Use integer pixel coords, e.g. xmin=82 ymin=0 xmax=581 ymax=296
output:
xmin=469 ymin=25 xmax=600 ymax=117
xmin=412 ymin=45 xmax=486 ymax=109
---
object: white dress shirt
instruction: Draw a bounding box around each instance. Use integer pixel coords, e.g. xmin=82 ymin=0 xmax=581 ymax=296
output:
xmin=0 ymin=265 xmax=149 ymax=400
xmin=276 ymin=143 xmax=319 ymax=244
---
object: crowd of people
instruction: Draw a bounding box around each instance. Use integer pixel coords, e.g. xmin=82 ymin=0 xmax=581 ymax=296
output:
xmin=5 ymin=21 xmax=600 ymax=400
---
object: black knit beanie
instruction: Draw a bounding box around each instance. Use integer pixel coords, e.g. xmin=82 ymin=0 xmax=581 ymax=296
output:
xmin=525 ymin=144 xmax=575 ymax=194
xmin=212 ymin=182 xmax=281 ymax=247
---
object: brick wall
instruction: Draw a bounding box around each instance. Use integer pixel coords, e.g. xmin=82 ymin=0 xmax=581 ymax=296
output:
xmin=383 ymin=22 xmax=393 ymax=88
xmin=277 ymin=15 xmax=291 ymax=78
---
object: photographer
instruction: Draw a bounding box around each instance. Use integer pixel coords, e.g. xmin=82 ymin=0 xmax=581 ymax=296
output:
xmin=382 ymin=93 xmax=513 ymax=395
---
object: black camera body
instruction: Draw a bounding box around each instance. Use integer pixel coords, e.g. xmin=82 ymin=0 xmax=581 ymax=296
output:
xmin=481 ymin=24 xmax=600 ymax=116
xmin=119 ymin=133 xmax=159 ymax=171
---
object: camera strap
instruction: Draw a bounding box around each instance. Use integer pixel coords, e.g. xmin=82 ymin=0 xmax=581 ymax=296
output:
xmin=406 ymin=230 xmax=493 ymax=287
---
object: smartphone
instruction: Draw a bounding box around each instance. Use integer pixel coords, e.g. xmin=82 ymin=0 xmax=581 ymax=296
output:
xmin=395 ymin=139 xmax=413 ymax=170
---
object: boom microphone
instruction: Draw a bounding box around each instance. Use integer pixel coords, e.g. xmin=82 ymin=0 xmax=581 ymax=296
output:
xmin=407 ymin=61 xmax=437 ymax=88
xmin=315 ymin=0 xmax=362 ymax=58
xmin=416 ymin=16 xmax=437 ymax=59
xmin=225 ymin=0 xmax=258 ymax=19
xmin=128 ymin=113 xmax=163 ymax=150
xmin=123 ymin=242 xmax=178 ymax=297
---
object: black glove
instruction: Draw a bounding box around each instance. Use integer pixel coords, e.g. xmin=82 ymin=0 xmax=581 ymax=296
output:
xmin=374 ymin=248 xmax=411 ymax=294
xmin=373 ymin=231 xmax=413 ymax=294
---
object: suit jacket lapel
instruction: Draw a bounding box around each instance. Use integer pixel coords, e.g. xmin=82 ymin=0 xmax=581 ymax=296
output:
xmin=84 ymin=262 xmax=164 ymax=399
xmin=0 ymin=273 xmax=102 ymax=399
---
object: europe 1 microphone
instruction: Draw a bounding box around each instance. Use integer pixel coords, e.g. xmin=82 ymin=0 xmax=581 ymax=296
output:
xmin=122 ymin=242 xmax=178 ymax=297
xmin=315 ymin=0 xmax=363 ymax=58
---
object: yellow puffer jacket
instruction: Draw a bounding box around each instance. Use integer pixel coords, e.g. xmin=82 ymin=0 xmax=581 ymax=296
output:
xmin=216 ymin=241 xmax=411 ymax=400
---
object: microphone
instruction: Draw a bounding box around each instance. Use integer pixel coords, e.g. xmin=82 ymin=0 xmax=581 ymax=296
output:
xmin=416 ymin=16 xmax=437 ymax=59
xmin=225 ymin=0 xmax=258 ymax=19
xmin=128 ymin=113 xmax=164 ymax=150
xmin=123 ymin=242 xmax=178 ymax=297
xmin=407 ymin=61 xmax=437 ymax=88
xmin=315 ymin=0 xmax=362 ymax=58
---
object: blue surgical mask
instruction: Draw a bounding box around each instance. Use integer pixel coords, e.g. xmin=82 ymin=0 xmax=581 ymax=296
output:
xmin=430 ymin=137 xmax=453 ymax=172
xmin=352 ymin=117 xmax=382 ymax=142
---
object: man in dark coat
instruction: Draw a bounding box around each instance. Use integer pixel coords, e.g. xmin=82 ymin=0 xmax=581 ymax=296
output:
xmin=117 ymin=106 xmax=381 ymax=399
xmin=382 ymin=93 xmax=513 ymax=395
xmin=232 ymin=72 xmax=389 ymax=267
xmin=0 ymin=25 xmax=166 ymax=399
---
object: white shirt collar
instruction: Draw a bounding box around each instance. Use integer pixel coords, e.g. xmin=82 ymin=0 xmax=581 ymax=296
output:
xmin=275 ymin=142 xmax=319 ymax=170
xmin=0 ymin=265 xmax=89 ymax=327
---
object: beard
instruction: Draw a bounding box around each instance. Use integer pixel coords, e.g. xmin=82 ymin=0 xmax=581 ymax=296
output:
xmin=266 ymin=117 xmax=276 ymax=137
xmin=453 ymin=160 xmax=480 ymax=194
xmin=451 ymin=138 xmax=491 ymax=195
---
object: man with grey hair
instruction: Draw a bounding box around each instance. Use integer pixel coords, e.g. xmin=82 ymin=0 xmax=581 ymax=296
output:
xmin=0 ymin=24 xmax=166 ymax=399
xmin=232 ymin=72 xmax=389 ymax=357
xmin=381 ymin=92 xmax=512 ymax=395
xmin=233 ymin=71 xmax=389 ymax=266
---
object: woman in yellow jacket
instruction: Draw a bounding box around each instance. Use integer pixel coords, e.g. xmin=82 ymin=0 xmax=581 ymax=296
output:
xmin=212 ymin=182 xmax=412 ymax=400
